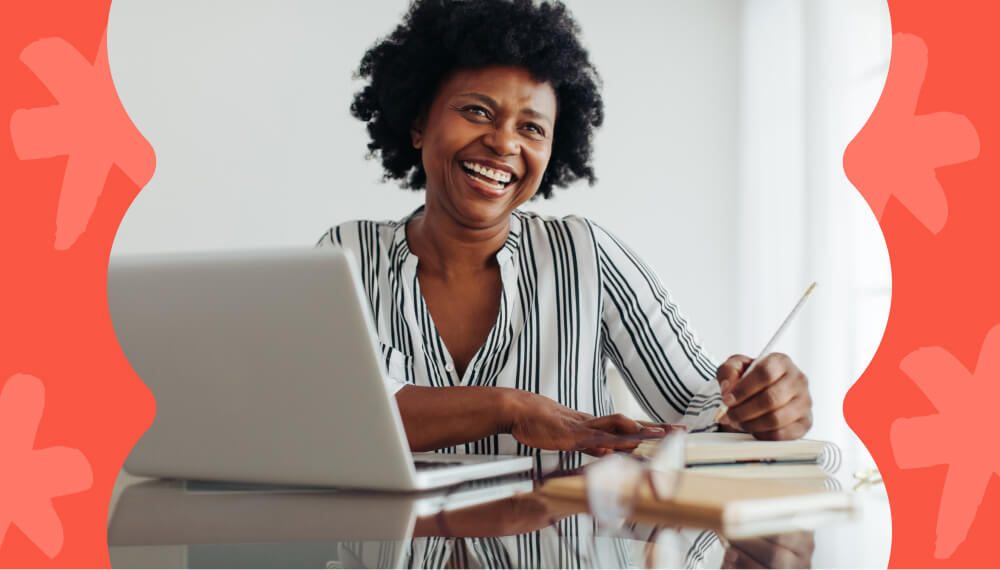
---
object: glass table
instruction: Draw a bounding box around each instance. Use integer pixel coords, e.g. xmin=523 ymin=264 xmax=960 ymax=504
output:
xmin=107 ymin=454 xmax=890 ymax=569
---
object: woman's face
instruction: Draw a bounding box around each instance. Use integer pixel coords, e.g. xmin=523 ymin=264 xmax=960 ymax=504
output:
xmin=413 ymin=65 xmax=557 ymax=231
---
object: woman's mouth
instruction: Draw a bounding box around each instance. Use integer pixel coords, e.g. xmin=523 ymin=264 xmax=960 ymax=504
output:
xmin=460 ymin=161 xmax=517 ymax=194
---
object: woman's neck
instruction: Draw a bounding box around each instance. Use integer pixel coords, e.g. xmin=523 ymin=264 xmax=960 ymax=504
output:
xmin=406 ymin=205 xmax=510 ymax=278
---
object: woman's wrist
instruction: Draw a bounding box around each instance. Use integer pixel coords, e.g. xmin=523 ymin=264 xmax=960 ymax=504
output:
xmin=496 ymin=387 xmax=527 ymax=435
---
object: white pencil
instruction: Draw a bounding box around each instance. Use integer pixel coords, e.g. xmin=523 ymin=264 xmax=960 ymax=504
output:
xmin=715 ymin=282 xmax=817 ymax=422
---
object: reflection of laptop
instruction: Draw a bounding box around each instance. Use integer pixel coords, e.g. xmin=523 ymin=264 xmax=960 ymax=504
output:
xmin=108 ymin=248 xmax=532 ymax=490
xmin=108 ymin=477 xmax=533 ymax=568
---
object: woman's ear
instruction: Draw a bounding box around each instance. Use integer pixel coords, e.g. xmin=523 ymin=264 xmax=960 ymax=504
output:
xmin=410 ymin=117 xmax=425 ymax=149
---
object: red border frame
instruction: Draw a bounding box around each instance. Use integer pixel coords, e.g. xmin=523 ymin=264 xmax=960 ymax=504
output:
xmin=2 ymin=1 xmax=998 ymax=567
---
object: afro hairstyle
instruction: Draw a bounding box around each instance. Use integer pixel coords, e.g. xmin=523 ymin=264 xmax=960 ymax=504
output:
xmin=350 ymin=0 xmax=604 ymax=199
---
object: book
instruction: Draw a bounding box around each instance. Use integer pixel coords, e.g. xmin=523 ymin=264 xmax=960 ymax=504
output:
xmin=539 ymin=470 xmax=855 ymax=538
xmin=634 ymin=432 xmax=842 ymax=474
xmin=684 ymin=463 xmax=841 ymax=491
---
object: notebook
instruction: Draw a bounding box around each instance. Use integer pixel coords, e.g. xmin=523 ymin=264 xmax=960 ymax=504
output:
xmin=634 ymin=432 xmax=842 ymax=473
xmin=540 ymin=469 xmax=856 ymax=539
xmin=682 ymin=463 xmax=841 ymax=491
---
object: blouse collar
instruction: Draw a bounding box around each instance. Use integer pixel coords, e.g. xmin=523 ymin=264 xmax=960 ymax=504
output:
xmin=391 ymin=206 xmax=524 ymax=268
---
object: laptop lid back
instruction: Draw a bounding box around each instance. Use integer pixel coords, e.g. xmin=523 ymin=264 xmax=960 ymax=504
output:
xmin=108 ymin=248 xmax=418 ymax=488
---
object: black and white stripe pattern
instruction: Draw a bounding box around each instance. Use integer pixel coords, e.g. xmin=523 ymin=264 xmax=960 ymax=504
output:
xmin=685 ymin=529 xmax=722 ymax=568
xmin=337 ymin=517 xmax=721 ymax=569
xmin=317 ymin=209 xmax=721 ymax=455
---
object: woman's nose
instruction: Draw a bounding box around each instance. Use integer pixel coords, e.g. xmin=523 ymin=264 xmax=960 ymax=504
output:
xmin=483 ymin=122 xmax=520 ymax=156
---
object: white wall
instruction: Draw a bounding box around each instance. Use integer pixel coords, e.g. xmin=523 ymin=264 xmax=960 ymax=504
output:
xmin=108 ymin=0 xmax=742 ymax=355
xmin=736 ymin=0 xmax=892 ymax=472
xmin=107 ymin=1 xmax=891 ymax=464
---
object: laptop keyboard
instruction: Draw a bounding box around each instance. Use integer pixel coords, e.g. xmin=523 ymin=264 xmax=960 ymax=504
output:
xmin=413 ymin=460 xmax=464 ymax=471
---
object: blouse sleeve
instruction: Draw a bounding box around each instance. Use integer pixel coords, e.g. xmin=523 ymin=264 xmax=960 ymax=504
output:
xmin=316 ymin=225 xmax=408 ymax=396
xmin=589 ymin=221 xmax=722 ymax=430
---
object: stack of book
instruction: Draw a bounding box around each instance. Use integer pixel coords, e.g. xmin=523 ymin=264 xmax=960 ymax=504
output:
xmin=636 ymin=432 xmax=842 ymax=489
xmin=540 ymin=433 xmax=855 ymax=538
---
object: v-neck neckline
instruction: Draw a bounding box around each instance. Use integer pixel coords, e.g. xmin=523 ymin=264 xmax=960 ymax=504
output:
xmin=393 ymin=208 xmax=522 ymax=386
xmin=411 ymin=272 xmax=507 ymax=385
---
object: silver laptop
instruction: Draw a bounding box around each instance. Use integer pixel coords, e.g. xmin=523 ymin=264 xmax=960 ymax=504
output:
xmin=107 ymin=247 xmax=532 ymax=490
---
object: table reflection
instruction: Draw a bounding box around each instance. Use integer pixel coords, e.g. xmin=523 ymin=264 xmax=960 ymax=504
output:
xmin=109 ymin=469 xmax=891 ymax=569
xmin=723 ymin=532 xmax=815 ymax=569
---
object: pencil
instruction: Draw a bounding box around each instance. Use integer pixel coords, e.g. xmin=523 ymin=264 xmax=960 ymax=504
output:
xmin=715 ymin=282 xmax=817 ymax=422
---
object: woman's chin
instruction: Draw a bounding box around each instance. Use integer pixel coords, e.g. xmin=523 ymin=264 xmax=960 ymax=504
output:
xmin=441 ymin=194 xmax=513 ymax=228
xmin=456 ymin=205 xmax=513 ymax=229
xmin=428 ymin=178 xmax=528 ymax=230
xmin=446 ymin=189 xmax=519 ymax=227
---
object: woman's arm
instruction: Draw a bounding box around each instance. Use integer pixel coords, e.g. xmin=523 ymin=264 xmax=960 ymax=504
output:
xmin=396 ymin=385 xmax=664 ymax=454
xmin=589 ymin=220 xmax=812 ymax=439
xmin=589 ymin=220 xmax=721 ymax=429
xmin=412 ymin=493 xmax=584 ymax=538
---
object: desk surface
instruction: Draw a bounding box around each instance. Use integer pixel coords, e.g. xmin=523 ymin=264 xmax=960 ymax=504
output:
xmin=108 ymin=457 xmax=890 ymax=569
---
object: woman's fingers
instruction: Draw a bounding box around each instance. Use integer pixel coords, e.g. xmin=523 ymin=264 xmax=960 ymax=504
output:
xmin=509 ymin=393 xmax=667 ymax=453
xmin=575 ymin=413 xmax=672 ymax=453
xmin=723 ymin=547 xmax=768 ymax=569
xmin=727 ymin=532 xmax=815 ymax=568
xmin=585 ymin=413 xmax=645 ymax=434
xmin=576 ymin=429 xmax=644 ymax=452
xmin=637 ymin=420 xmax=687 ymax=432
xmin=735 ymin=393 xmax=811 ymax=434
xmin=750 ymin=414 xmax=813 ymax=441
xmin=764 ymin=530 xmax=816 ymax=558
xmin=718 ymin=353 xmax=812 ymax=440
xmin=722 ymin=353 xmax=794 ymax=407
xmin=579 ymin=446 xmax=615 ymax=457
xmin=726 ymin=371 xmax=809 ymax=424
xmin=716 ymin=354 xmax=753 ymax=394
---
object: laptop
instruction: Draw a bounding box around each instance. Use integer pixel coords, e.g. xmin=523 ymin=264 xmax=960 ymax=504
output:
xmin=107 ymin=247 xmax=532 ymax=490
xmin=108 ymin=476 xmax=533 ymax=568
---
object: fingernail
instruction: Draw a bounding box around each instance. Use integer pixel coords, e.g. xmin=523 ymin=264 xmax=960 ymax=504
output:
xmin=720 ymin=380 xmax=730 ymax=393
xmin=645 ymin=426 xmax=665 ymax=433
xmin=723 ymin=392 xmax=735 ymax=406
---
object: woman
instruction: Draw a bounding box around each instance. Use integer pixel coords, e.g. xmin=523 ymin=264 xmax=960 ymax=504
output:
xmin=318 ymin=0 xmax=812 ymax=456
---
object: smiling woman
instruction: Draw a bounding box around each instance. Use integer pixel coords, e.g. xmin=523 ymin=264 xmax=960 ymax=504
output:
xmin=410 ymin=66 xmax=555 ymax=229
xmin=319 ymin=0 xmax=814 ymax=458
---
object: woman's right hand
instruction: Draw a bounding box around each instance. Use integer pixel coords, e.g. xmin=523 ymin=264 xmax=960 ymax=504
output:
xmin=500 ymin=389 xmax=663 ymax=455
xmin=723 ymin=531 xmax=816 ymax=568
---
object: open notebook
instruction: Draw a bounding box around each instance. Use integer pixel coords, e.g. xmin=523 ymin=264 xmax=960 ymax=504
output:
xmin=631 ymin=432 xmax=844 ymax=494
xmin=635 ymin=432 xmax=842 ymax=472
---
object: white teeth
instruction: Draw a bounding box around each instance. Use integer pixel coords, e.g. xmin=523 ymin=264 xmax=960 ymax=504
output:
xmin=476 ymin=177 xmax=505 ymax=191
xmin=462 ymin=161 xmax=512 ymax=183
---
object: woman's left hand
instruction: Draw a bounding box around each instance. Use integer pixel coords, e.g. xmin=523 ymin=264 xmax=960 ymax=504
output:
xmin=716 ymin=353 xmax=812 ymax=440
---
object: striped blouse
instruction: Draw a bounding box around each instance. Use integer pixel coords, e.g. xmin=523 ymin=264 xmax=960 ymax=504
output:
xmin=317 ymin=208 xmax=722 ymax=455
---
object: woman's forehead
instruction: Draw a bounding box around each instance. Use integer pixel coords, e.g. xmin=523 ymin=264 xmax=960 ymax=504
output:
xmin=436 ymin=66 xmax=557 ymax=115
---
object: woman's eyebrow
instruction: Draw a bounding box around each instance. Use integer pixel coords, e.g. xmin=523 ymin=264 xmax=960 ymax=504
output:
xmin=521 ymin=108 xmax=552 ymax=124
xmin=458 ymin=92 xmax=553 ymax=124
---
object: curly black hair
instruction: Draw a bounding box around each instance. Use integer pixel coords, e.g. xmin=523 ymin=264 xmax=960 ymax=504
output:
xmin=351 ymin=0 xmax=604 ymax=199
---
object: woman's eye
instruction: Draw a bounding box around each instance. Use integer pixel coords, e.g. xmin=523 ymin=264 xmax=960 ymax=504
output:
xmin=463 ymin=105 xmax=490 ymax=118
xmin=523 ymin=123 xmax=544 ymax=136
